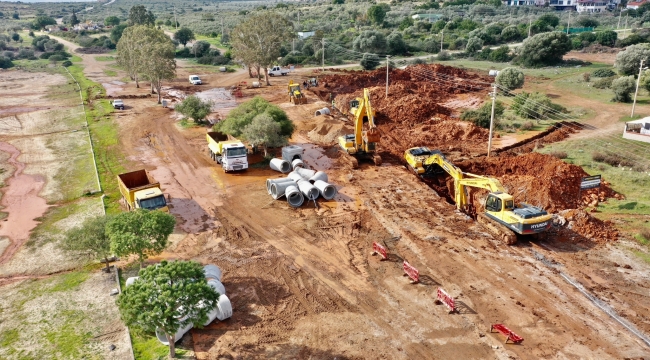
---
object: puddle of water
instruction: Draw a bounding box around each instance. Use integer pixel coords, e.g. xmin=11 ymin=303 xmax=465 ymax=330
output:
xmin=0 ymin=142 xmax=50 ymax=264
xmin=194 ymin=88 xmax=237 ymax=118
xmin=102 ymin=83 xmax=123 ymax=97
xmin=111 ymin=80 xmax=126 ymax=85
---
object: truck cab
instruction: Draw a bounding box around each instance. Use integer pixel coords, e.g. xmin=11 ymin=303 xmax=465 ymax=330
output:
xmin=189 ymin=75 xmax=202 ymax=85
xmin=133 ymin=187 xmax=169 ymax=211
xmin=220 ymin=143 xmax=248 ymax=172
xmin=268 ymin=66 xmax=289 ymax=76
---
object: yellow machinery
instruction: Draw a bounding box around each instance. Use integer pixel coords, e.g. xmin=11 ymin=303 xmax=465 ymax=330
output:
xmin=337 ymin=88 xmax=382 ymax=168
xmin=404 ymin=147 xmax=553 ymax=244
xmin=288 ymin=80 xmax=307 ymax=105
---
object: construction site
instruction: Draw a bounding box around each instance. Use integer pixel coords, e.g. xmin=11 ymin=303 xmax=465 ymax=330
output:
xmin=1 ymin=46 xmax=650 ymax=359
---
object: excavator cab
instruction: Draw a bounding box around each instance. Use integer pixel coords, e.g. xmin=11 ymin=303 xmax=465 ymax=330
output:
xmin=288 ymin=80 xmax=306 ymax=105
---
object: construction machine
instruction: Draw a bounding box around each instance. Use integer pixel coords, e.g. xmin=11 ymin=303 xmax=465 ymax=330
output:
xmin=337 ymin=88 xmax=382 ymax=168
xmin=288 ymin=80 xmax=307 ymax=105
xmin=404 ymin=147 xmax=552 ymax=244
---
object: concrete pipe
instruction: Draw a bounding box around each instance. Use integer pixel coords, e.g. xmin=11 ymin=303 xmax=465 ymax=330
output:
xmin=297 ymin=180 xmax=320 ymax=200
xmin=295 ymin=167 xmax=316 ymax=179
xmin=271 ymin=181 xmax=295 ymax=200
xmin=266 ymin=178 xmax=294 ymax=195
xmin=214 ymin=294 xmax=233 ymax=321
xmin=291 ymin=158 xmax=304 ymax=170
xmin=125 ymin=276 xmax=139 ymax=287
xmin=203 ymin=264 xmax=222 ymax=282
xmin=270 ymin=158 xmax=291 ymax=173
xmin=156 ymin=315 xmax=192 ymax=345
xmin=315 ymin=107 xmax=330 ymax=116
xmin=207 ymin=279 xmax=226 ymax=296
xmin=308 ymin=171 xmax=328 ymax=184
xmin=285 ymin=185 xmax=304 ymax=207
xmin=287 ymin=171 xmax=304 ymax=183
xmin=314 ymin=180 xmax=337 ymax=200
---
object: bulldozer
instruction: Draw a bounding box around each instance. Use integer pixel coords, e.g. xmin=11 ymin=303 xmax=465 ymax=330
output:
xmin=288 ymin=80 xmax=307 ymax=105
xmin=337 ymin=88 xmax=382 ymax=168
xmin=404 ymin=147 xmax=552 ymax=244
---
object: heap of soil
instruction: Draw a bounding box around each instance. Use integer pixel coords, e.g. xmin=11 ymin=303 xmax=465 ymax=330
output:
xmin=555 ymin=209 xmax=619 ymax=243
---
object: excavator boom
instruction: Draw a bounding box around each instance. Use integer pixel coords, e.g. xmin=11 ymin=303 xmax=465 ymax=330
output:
xmin=337 ymin=88 xmax=381 ymax=167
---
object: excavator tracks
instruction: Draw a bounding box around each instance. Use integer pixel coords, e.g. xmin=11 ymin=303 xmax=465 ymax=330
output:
xmin=477 ymin=213 xmax=517 ymax=245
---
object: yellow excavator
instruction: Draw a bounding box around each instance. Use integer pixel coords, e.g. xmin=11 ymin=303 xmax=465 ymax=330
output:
xmin=337 ymin=88 xmax=381 ymax=168
xmin=288 ymin=80 xmax=307 ymax=105
xmin=404 ymin=147 xmax=553 ymax=244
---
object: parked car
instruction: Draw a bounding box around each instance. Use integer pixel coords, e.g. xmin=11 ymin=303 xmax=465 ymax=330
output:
xmin=111 ymin=99 xmax=124 ymax=110
xmin=189 ymin=75 xmax=202 ymax=85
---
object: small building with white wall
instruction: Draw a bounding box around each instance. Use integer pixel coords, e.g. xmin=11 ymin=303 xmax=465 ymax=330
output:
xmin=577 ymin=0 xmax=608 ymax=12
xmin=623 ymin=117 xmax=650 ymax=143
xmin=297 ymin=31 xmax=315 ymax=39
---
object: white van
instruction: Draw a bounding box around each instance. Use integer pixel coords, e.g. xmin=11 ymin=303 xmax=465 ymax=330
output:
xmin=189 ymin=75 xmax=202 ymax=85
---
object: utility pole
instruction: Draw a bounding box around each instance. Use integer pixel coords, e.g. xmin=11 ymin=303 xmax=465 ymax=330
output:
xmin=221 ymin=18 xmax=224 ymax=39
xmin=292 ymin=39 xmax=295 ymax=53
xmin=174 ymin=5 xmax=178 ymax=30
xmin=528 ymin=18 xmax=532 ymax=38
xmin=386 ymin=56 xmax=390 ymax=98
xmin=566 ymin=11 xmax=571 ymax=35
xmin=440 ymin=30 xmax=444 ymax=53
xmin=631 ymin=59 xmax=646 ymax=118
xmin=617 ymin=9 xmax=622 ymax=29
xmin=321 ymin=38 xmax=325 ymax=71
xmin=487 ymin=84 xmax=497 ymax=157
xmin=625 ymin=14 xmax=628 ymax=36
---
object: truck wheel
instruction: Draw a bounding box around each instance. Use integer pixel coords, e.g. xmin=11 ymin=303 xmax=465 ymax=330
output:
xmin=269 ymin=73 xmax=274 ymax=77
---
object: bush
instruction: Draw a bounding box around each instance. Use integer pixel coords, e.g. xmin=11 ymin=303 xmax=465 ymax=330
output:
xmin=387 ymin=32 xmax=407 ymax=55
xmin=511 ymin=91 xmax=566 ymax=120
xmin=592 ymin=151 xmax=634 ymax=167
xmin=615 ymin=44 xmax=650 ymax=75
xmin=48 ymin=54 xmax=65 ymax=62
xmin=353 ymin=30 xmax=386 ymax=54
xmin=489 ymin=45 xmax=512 ymax=63
xmin=360 ymin=53 xmax=380 ymax=70
xmin=641 ymin=228 xmax=650 ymax=241
xmin=520 ymin=121 xmax=534 ymax=130
xmin=583 ymin=72 xmax=591 ymax=82
xmin=437 ymin=50 xmax=451 ymax=61
xmin=496 ymin=67 xmax=525 ymax=90
xmin=460 ymin=101 xmax=505 ymax=129
xmin=61 ymin=60 xmax=72 ymax=67
xmin=0 ymin=56 xmax=13 ymax=69
xmin=611 ymin=75 xmax=636 ymax=102
xmin=593 ymin=76 xmax=616 ymax=89
xmin=515 ymin=32 xmax=572 ymax=67
xmin=548 ymin=150 xmax=568 ymax=159
xmin=592 ymin=68 xmax=616 ymax=78
xmin=216 ymin=96 xmax=294 ymax=138
xmin=596 ymin=30 xmax=617 ymax=47
xmin=175 ymin=95 xmax=212 ymax=122
xmin=191 ymin=41 xmax=211 ymax=57
xmin=577 ymin=17 xmax=599 ymax=28
xmin=175 ymin=47 xmax=192 ymax=58
xmin=465 ymin=37 xmax=483 ymax=55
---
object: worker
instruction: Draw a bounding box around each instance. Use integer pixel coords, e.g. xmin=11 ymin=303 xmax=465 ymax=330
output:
xmin=303 ymin=80 xmax=307 ymax=89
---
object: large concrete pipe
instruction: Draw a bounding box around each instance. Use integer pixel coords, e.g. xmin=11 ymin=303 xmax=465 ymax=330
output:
xmin=308 ymin=171 xmax=328 ymax=184
xmin=266 ymin=178 xmax=295 ymax=195
xmin=285 ymin=185 xmax=304 ymax=207
xmin=271 ymin=181 xmax=295 ymax=200
xmin=315 ymin=107 xmax=330 ymax=116
xmin=270 ymin=158 xmax=291 ymax=173
xmin=213 ymin=294 xmax=233 ymax=321
xmin=287 ymin=171 xmax=304 ymax=183
xmin=156 ymin=316 xmax=192 ymax=345
xmin=203 ymin=264 xmax=222 ymax=282
xmin=295 ymin=167 xmax=316 ymax=179
xmin=314 ymin=180 xmax=337 ymax=200
xmin=125 ymin=277 xmax=139 ymax=287
xmin=297 ymin=180 xmax=320 ymax=200
xmin=207 ymin=279 xmax=226 ymax=296
xmin=291 ymin=158 xmax=304 ymax=170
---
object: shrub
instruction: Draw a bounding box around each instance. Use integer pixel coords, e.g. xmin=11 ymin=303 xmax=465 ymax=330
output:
xmin=216 ymin=96 xmax=293 ymax=138
xmin=615 ymin=44 xmax=650 ymax=75
xmin=496 ymin=67 xmax=525 ymax=90
xmin=437 ymin=50 xmax=451 ymax=61
xmin=583 ymin=72 xmax=591 ymax=82
xmin=520 ymin=121 xmax=534 ymax=130
xmin=592 ymin=151 xmax=634 ymax=167
xmin=0 ymin=56 xmax=13 ymax=69
xmin=593 ymin=76 xmax=616 ymax=89
xmin=175 ymin=95 xmax=212 ymax=122
xmin=460 ymin=101 xmax=505 ymax=129
xmin=511 ymin=92 xmax=567 ymax=120
xmin=515 ymin=32 xmax=572 ymax=67
xmin=592 ymin=68 xmax=616 ymax=78
xmin=611 ymin=75 xmax=636 ymax=102
xmin=489 ymin=46 xmax=512 ymax=63
xmin=48 ymin=54 xmax=65 ymax=62
xmin=360 ymin=53 xmax=380 ymax=70
xmin=61 ymin=60 xmax=72 ymax=67
xmin=175 ymin=47 xmax=192 ymax=58
xmin=596 ymin=30 xmax=617 ymax=47
xmin=548 ymin=150 xmax=568 ymax=159
xmin=465 ymin=37 xmax=483 ymax=55
xmin=641 ymin=228 xmax=650 ymax=241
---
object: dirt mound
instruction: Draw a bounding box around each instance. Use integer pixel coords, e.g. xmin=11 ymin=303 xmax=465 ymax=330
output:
xmin=555 ymin=209 xmax=619 ymax=243
xmin=307 ymin=120 xmax=350 ymax=144
xmin=456 ymin=152 xmax=617 ymax=212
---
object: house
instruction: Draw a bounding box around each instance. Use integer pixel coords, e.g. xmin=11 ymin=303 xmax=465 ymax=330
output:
xmin=297 ymin=31 xmax=315 ymax=39
xmin=577 ymin=0 xmax=609 ymax=12
xmin=502 ymin=0 xmax=545 ymax=6
xmin=549 ymin=0 xmax=577 ymax=10
xmin=627 ymin=0 xmax=649 ymax=9
xmin=623 ymin=117 xmax=650 ymax=143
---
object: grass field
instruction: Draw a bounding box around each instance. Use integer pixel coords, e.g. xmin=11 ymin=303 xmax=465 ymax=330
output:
xmin=95 ymin=55 xmax=115 ymax=62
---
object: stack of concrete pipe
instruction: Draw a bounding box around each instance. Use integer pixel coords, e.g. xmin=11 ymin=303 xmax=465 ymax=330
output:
xmin=127 ymin=264 xmax=232 ymax=346
xmin=265 ymin=165 xmax=338 ymax=208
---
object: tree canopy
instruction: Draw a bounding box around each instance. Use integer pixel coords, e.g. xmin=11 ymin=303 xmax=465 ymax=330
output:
xmin=495 ymin=67 xmax=525 ymax=90
xmin=352 ymin=30 xmax=386 ymax=54
xmin=117 ymin=260 xmax=219 ymax=358
xmin=615 ymin=44 xmax=650 ymax=75
xmin=360 ymin=53 xmax=380 ymax=70
xmin=367 ymin=4 xmax=387 ymax=25
xmin=128 ymin=5 xmax=155 ymax=26
xmin=216 ymin=96 xmax=294 ymax=139
xmin=32 ymin=15 xmax=56 ymax=30
xmin=515 ymin=32 xmax=571 ymax=67
xmin=104 ymin=16 xmax=120 ymax=26
xmin=611 ymin=76 xmax=636 ymax=103
xmin=106 ymin=209 xmax=175 ymax=268
xmin=174 ymin=28 xmax=195 ymax=48
xmin=387 ymin=32 xmax=407 ymax=55
xmin=60 ymin=215 xmax=114 ymax=272
xmin=242 ymin=113 xmax=288 ymax=156
xmin=176 ymin=95 xmax=212 ymax=122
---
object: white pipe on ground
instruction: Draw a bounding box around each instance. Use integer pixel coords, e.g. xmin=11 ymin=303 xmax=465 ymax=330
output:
xmin=203 ymin=265 xmax=222 ymax=282
xmin=315 ymin=107 xmax=330 ymax=116
xmin=266 ymin=178 xmax=295 ymax=195
xmin=295 ymin=167 xmax=316 ymax=179
xmin=155 ymin=315 xmax=192 ymax=345
xmin=271 ymin=181 xmax=295 ymax=199
xmin=125 ymin=277 xmax=139 ymax=287
xmin=213 ymin=294 xmax=233 ymax=321
xmin=314 ymin=180 xmax=337 ymax=200
xmin=285 ymin=185 xmax=304 ymax=207
xmin=297 ymin=179 xmax=320 ymax=200
xmin=308 ymin=171 xmax=328 ymax=184
xmin=287 ymin=172 xmax=304 ymax=183
xmin=207 ymin=278 xmax=226 ymax=296
xmin=270 ymin=158 xmax=291 ymax=173
xmin=291 ymin=158 xmax=304 ymax=170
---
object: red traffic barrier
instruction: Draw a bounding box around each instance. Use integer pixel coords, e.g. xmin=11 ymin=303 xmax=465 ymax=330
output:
xmin=402 ymin=261 xmax=419 ymax=284
xmin=371 ymin=242 xmax=388 ymax=260
xmin=490 ymin=324 xmax=524 ymax=344
xmin=436 ymin=287 xmax=456 ymax=313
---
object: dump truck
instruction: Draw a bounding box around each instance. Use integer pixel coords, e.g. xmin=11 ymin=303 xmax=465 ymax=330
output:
xmin=117 ymin=170 xmax=169 ymax=212
xmin=206 ymin=131 xmax=248 ymax=172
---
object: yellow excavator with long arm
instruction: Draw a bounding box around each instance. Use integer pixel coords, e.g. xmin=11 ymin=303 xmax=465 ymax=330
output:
xmin=337 ymin=88 xmax=381 ymax=168
xmin=404 ymin=147 xmax=553 ymax=244
xmin=288 ymin=80 xmax=307 ymax=105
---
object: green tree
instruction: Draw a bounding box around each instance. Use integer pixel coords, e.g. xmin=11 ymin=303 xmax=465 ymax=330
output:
xmin=128 ymin=5 xmax=155 ymax=26
xmin=242 ymin=113 xmax=288 ymax=156
xmin=70 ymin=10 xmax=80 ymax=26
xmin=117 ymin=26 xmax=143 ymax=87
xmin=12 ymin=13 xmax=19 ymax=20
xmin=139 ymin=27 xmax=177 ymax=104
xmin=460 ymin=101 xmax=505 ymax=129
xmin=110 ymin=23 xmax=128 ymax=44
xmin=511 ymin=91 xmax=566 ymax=120
xmin=333 ymin=0 xmax=345 ymax=3
xmin=515 ymin=32 xmax=571 ymax=67
xmin=641 ymin=69 xmax=650 ymax=92
xmin=231 ymin=12 xmax=295 ymax=85
xmin=615 ymin=44 xmax=650 ymax=75
xmin=387 ymin=32 xmax=407 ymax=55
xmin=489 ymin=45 xmax=512 ymax=62
xmin=577 ymin=17 xmax=599 ymax=28
xmin=538 ymin=13 xmax=560 ymax=28
xmin=106 ymin=209 xmax=175 ymax=268
xmin=360 ymin=53 xmax=380 ymax=70
xmin=611 ymin=75 xmax=636 ymax=102
xmin=32 ymin=15 xmax=56 ymax=30
xmin=501 ymin=25 xmax=522 ymax=42
xmin=367 ymin=5 xmax=387 ymax=25
xmin=495 ymin=67 xmax=525 ymax=90
xmin=216 ymin=96 xmax=294 ymax=138
xmin=60 ymin=215 xmax=114 ymax=272
xmin=176 ymin=95 xmax=212 ymax=122
xmin=191 ymin=40 xmax=210 ymax=57
xmin=11 ymin=33 xmax=19 ymax=42
xmin=0 ymin=56 xmax=14 ymax=69
xmin=104 ymin=15 xmax=120 ymax=26
xmin=174 ymin=27 xmax=195 ymax=48
xmin=117 ymin=260 xmax=219 ymax=358
xmin=465 ymin=37 xmax=483 ymax=55
xmin=596 ymin=30 xmax=617 ymax=47
xmin=352 ymin=30 xmax=386 ymax=54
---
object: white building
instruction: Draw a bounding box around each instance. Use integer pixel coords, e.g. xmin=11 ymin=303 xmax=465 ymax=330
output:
xmin=502 ymin=0 xmax=545 ymax=6
xmin=623 ymin=117 xmax=650 ymax=143
xmin=297 ymin=31 xmax=315 ymax=39
xmin=627 ymin=0 xmax=649 ymax=9
xmin=549 ymin=0 xmax=577 ymax=10
xmin=577 ymin=0 xmax=608 ymax=12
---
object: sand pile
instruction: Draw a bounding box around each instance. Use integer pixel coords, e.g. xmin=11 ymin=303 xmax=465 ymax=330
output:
xmin=555 ymin=209 xmax=619 ymax=243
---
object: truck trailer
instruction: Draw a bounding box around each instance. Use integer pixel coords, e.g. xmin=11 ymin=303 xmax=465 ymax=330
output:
xmin=206 ymin=131 xmax=249 ymax=172
xmin=117 ymin=170 xmax=169 ymax=212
